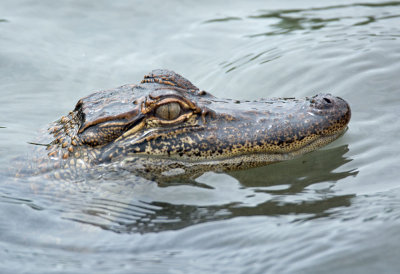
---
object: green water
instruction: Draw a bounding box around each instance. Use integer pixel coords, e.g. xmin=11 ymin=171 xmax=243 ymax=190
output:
xmin=1 ymin=0 xmax=400 ymax=273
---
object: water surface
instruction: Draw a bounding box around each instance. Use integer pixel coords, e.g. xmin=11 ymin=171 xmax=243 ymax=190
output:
xmin=1 ymin=0 xmax=400 ymax=273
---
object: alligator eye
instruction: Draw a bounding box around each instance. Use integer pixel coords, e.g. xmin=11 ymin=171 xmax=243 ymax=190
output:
xmin=155 ymin=102 xmax=181 ymax=120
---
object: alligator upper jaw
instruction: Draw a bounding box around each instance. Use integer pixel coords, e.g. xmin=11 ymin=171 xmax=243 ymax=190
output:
xmin=186 ymin=93 xmax=351 ymax=160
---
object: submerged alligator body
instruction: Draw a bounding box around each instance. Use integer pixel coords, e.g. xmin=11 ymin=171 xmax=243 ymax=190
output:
xmin=19 ymin=70 xmax=351 ymax=179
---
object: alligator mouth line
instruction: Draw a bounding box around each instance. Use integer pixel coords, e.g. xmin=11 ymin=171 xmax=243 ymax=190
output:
xmin=120 ymin=127 xmax=348 ymax=170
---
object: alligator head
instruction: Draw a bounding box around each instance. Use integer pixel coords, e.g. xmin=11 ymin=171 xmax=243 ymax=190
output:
xmin=45 ymin=69 xmax=351 ymax=177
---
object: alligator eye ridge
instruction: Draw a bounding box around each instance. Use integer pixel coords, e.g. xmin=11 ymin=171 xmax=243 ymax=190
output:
xmin=155 ymin=102 xmax=182 ymax=120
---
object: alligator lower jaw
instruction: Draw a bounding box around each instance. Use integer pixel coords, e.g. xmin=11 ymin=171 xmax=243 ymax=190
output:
xmin=221 ymin=127 xmax=348 ymax=168
xmin=116 ymin=127 xmax=348 ymax=175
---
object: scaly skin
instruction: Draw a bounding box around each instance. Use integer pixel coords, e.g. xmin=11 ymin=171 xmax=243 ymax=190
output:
xmin=17 ymin=69 xmax=351 ymax=180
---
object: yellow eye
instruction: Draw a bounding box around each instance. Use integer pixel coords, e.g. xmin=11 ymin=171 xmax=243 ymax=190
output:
xmin=155 ymin=102 xmax=181 ymax=120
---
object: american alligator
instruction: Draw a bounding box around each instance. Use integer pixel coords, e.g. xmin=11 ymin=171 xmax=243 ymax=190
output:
xmin=17 ymin=69 xmax=351 ymax=180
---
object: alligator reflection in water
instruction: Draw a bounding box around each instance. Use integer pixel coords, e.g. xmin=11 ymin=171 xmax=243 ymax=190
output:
xmin=56 ymin=144 xmax=356 ymax=234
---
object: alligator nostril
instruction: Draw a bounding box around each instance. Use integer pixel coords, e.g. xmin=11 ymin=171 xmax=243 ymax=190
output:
xmin=310 ymin=94 xmax=336 ymax=110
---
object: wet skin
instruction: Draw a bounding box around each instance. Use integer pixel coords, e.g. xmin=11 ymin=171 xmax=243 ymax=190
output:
xmin=20 ymin=70 xmax=351 ymax=179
